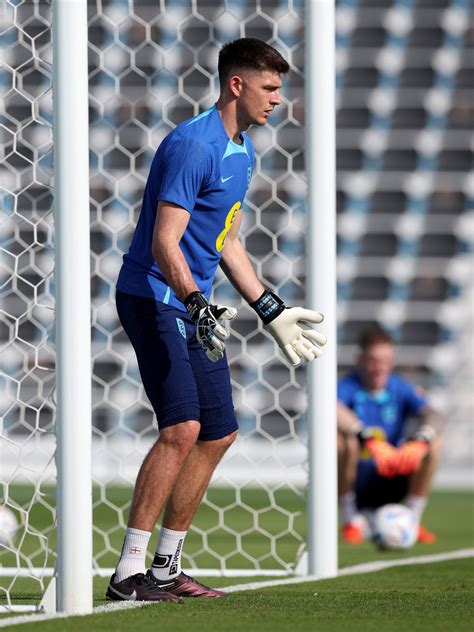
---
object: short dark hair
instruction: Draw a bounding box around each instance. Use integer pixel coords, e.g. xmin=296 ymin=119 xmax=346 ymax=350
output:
xmin=359 ymin=327 xmax=394 ymax=351
xmin=218 ymin=38 xmax=290 ymax=84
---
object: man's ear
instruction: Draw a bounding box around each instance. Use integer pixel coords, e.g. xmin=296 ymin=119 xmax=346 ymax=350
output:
xmin=229 ymin=74 xmax=243 ymax=98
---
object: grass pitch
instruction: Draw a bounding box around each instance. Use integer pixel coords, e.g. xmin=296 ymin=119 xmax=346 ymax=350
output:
xmin=3 ymin=559 xmax=474 ymax=631
xmin=1 ymin=490 xmax=473 ymax=630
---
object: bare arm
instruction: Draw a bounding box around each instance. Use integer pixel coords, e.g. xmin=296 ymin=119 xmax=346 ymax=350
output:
xmin=220 ymin=209 xmax=326 ymax=366
xmin=219 ymin=210 xmax=265 ymax=303
xmin=151 ymin=201 xmax=199 ymax=302
xmin=337 ymin=401 xmax=363 ymax=435
xmin=414 ymin=405 xmax=446 ymax=437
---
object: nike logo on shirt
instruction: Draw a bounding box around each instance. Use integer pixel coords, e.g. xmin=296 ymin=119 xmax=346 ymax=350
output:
xmin=221 ymin=175 xmax=234 ymax=183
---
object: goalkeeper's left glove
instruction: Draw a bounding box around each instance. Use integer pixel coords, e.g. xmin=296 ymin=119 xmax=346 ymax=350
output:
xmin=184 ymin=291 xmax=237 ymax=362
xmin=395 ymin=441 xmax=429 ymax=475
xmin=394 ymin=425 xmax=435 ymax=475
xmin=395 ymin=440 xmax=431 ymax=476
xmin=250 ymin=290 xmax=326 ymax=366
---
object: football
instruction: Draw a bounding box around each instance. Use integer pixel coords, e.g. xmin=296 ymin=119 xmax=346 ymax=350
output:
xmin=373 ymin=504 xmax=417 ymax=551
xmin=0 ymin=506 xmax=18 ymax=546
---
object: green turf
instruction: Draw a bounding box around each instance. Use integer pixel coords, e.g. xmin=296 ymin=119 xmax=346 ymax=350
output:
xmin=4 ymin=559 xmax=474 ymax=631
xmin=1 ymin=485 xmax=307 ymax=573
xmin=339 ymin=489 xmax=474 ymax=567
xmin=1 ymin=488 xmax=473 ymax=625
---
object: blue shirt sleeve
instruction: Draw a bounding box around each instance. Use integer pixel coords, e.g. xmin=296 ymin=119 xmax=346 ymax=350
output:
xmin=156 ymin=134 xmax=212 ymax=213
xmin=246 ymin=135 xmax=255 ymax=175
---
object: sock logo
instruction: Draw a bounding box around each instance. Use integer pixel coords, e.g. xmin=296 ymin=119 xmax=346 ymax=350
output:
xmin=129 ymin=546 xmax=141 ymax=555
xmin=169 ymin=538 xmax=183 ymax=576
xmin=152 ymin=553 xmax=172 ymax=569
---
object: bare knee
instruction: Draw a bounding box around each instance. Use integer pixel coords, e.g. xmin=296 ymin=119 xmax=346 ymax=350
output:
xmin=221 ymin=430 xmax=238 ymax=450
xmin=206 ymin=430 xmax=238 ymax=452
xmin=337 ymin=430 xmax=346 ymax=456
xmin=338 ymin=431 xmax=359 ymax=495
xmin=338 ymin=431 xmax=359 ymax=460
xmin=426 ymin=435 xmax=443 ymax=462
xmin=158 ymin=420 xmax=201 ymax=454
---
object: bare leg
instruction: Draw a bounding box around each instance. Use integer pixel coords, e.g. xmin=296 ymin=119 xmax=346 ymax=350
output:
xmin=338 ymin=431 xmax=359 ymax=496
xmin=338 ymin=432 xmax=366 ymax=540
xmin=408 ymin=436 xmax=443 ymax=498
xmin=128 ymin=421 xmax=201 ymax=531
xmin=163 ymin=431 xmax=238 ymax=531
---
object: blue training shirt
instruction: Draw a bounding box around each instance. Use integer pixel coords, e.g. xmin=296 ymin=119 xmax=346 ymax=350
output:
xmin=117 ymin=106 xmax=255 ymax=309
xmin=338 ymin=371 xmax=427 ymax=446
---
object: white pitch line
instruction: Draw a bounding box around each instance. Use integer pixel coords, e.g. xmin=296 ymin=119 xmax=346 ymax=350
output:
xmin=1 ymin=548 xmax=473 ymax=628
xmin=338 ymin=548 xmax=474 ymax=577
xmin=0 ymin=601 xmax=154 ymax=629
xmin=222 ymin=548 xmax=474 ymax=593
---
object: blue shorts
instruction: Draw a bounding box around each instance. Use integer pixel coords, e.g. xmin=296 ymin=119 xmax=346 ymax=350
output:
xmin=116 ymin=290 xmax=238 ymax=441
xmin=356 ymin=461 xmax=409 ymax=509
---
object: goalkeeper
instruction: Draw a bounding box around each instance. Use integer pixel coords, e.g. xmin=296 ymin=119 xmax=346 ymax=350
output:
xmin=338 ymin=328 xmax=445 ymax=545
xmin=107 ymin=38 xmax=326 ymax=603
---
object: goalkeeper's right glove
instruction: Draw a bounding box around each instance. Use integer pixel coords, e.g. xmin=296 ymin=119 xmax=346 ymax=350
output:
xmin=184 ymin=291 xmax=237 ymax=362
xmin=250 ymin=290 xmax=326 ymax=366
xmin=357 ymin=429 xmax=399 ymax=478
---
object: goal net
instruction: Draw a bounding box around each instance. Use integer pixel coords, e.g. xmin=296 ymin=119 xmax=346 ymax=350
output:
xmin=1 ymin=0 xmax=310 ymax=612
xmin=1 ymin=0 xmax=56 ymax=612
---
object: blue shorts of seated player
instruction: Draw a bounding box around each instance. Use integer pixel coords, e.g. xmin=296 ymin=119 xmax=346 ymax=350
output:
xmin=356 ymin=461 xmax=409 ymax=510
xmin=116 ymin=290 xmax=238 ymax=441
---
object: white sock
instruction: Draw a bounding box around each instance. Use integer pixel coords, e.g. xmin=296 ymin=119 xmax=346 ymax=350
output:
xmin=115 ymin=528 xmax=151 ymax=582
xmin=340 ymin=491 xmax=358 ymax=525
xmin=150 ymin=527 xmax=187 ymax=581
xmin=405 ymin=494 xmax=427 ymax=523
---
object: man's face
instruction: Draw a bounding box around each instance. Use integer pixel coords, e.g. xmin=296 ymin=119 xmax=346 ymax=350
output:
xmin=358 ymin=342 xmax=395 ymax=392
xmin=235 ymin=70 xmax=282 ymax=127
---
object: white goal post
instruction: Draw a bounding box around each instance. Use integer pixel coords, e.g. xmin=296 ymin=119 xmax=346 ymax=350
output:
xmin=305 ymin=0 xmax=337 ymax=578
xmin=52 ymin=0 xmax=93 ymax=614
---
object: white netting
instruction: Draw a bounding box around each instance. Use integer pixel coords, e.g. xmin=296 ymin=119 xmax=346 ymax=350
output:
xmin=86 ymin=0 xmax=309 ymax=577
xmin=1 ymin=0 xmax=56 ymax=610
xmin=1 ymin=0 xmax=310 ymax=611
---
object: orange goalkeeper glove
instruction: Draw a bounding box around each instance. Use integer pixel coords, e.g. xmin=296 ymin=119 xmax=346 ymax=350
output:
xmin=364 ymin=438 xmax=399 ymax=478
xmin=358 ymin=429 xmax=398 ymax=478
xmin=395 ymin=440 xmax=429 ymax=476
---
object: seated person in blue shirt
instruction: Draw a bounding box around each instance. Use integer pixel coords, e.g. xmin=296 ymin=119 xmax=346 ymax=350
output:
xmin=337 ymin=328 xmax=445 ymax=544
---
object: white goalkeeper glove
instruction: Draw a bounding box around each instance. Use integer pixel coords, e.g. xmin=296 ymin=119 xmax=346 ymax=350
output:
xmin=251 ymin=290 xmax=326 ymax=366
xmin=184 ymin=291 xmax=237 ymax=362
